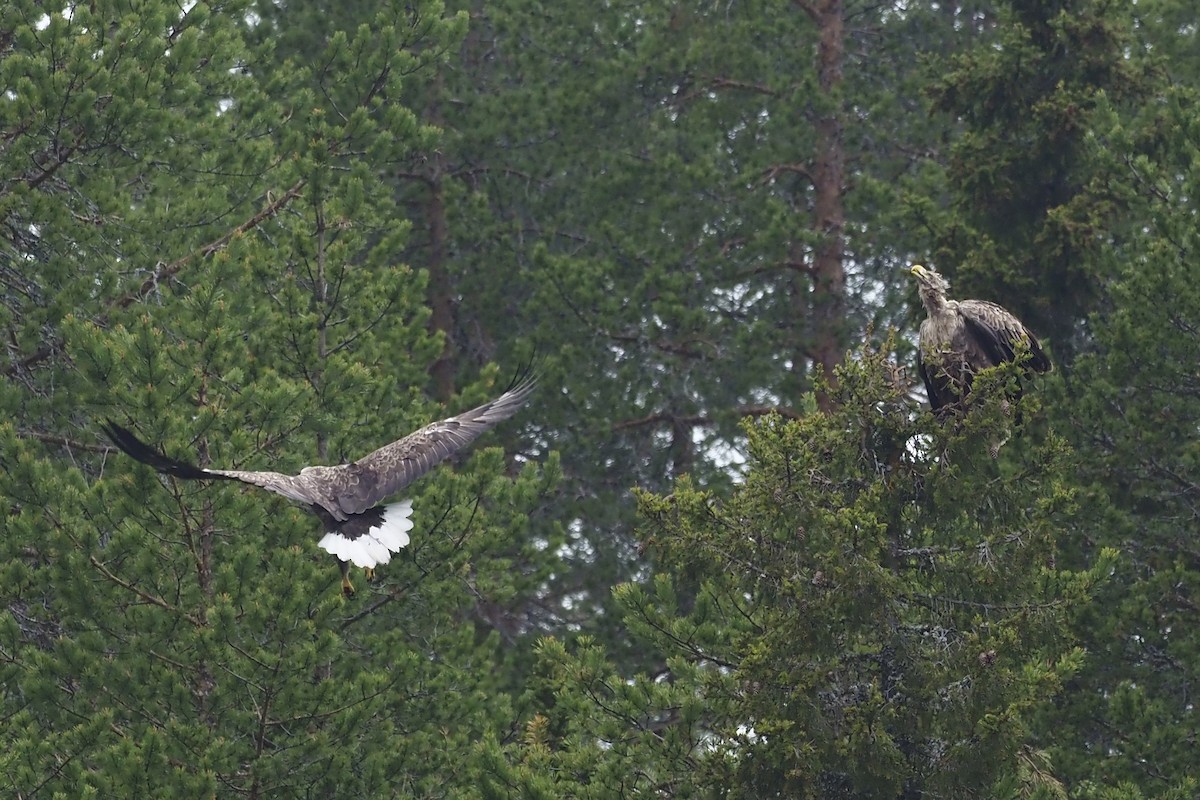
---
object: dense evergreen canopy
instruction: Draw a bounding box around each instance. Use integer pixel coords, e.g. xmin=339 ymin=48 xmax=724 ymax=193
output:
xmin=2 ymin=0 xmax=1197 ymax=797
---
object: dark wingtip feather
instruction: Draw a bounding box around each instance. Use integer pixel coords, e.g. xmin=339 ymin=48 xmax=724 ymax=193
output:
xmin=493 ymin=357 xmax=539 ymax=411
xmin=503 ymin=352 xmax=541 ymax=395
xmin=1028 ymin=342 xmax=1053 ymax=374
xmin=102 ymin=420 xmax=214 ymax=481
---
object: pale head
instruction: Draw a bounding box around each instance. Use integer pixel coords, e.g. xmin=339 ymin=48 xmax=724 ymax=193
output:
xmin=909 ymin=263 xmax=951 ymax=312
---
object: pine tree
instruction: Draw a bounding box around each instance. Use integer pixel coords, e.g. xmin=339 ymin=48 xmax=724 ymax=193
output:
xmin=484 ymin=347 xmax=1108 ymax=797
xmin=905 ymin=2 xmax=1200 ymax=795
xmin=427 ymin=0 xmax=970 ymax=663
xmin=914 ymin=0 xmax=1146 ymax=354
xmin=1034 ymin=83 xmax=1200 ymax=800
xmin=1 ymin=1 xmax=554 ymax=795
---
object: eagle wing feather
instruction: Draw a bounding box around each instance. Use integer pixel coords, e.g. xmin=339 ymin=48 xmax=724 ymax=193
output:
xmin=335 ymin=376 xmax=537 ymax=515
xmin=102 ymin=421 xmax=314 ymax=505
xmin=103 ymin=370 xmax=537 ymax=522
xmin=958 ymin=300 xmax=1052 ymax=373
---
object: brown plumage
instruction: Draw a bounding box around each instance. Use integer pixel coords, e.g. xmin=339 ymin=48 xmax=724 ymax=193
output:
xmin=103 ymin=372 xmax=536 ymax=594
xmin=909 ymin=264 xmax=1051 ymax=414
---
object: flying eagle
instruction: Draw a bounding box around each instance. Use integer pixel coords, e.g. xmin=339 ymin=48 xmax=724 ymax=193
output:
xmin=102 ymin=374 xmax=536 ymax=594
xmin=909 ymin=263 xmax=1052 ymax=414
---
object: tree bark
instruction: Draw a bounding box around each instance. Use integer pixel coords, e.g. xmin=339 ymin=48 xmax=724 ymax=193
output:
xmin=806 ymin=0 xmax=847 ymax=413
xmin=426 ymin=69 xmax=456 ymax=402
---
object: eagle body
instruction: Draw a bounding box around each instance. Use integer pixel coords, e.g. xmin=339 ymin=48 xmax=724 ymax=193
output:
xmin=909 ymin=264 xmax=1051 ymax=412
xmin=103 ymin=374 xmax=535 ymax=592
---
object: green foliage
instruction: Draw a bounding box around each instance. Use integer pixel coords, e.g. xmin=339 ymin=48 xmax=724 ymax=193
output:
xmin=915 ymin=0 xmax=1147 ymax=351
xmin=3 ymin=0 xmax=1200 ymax=795
xmin=489 ymin=347 xmax=1107 ymax=797
xmin=439 ymin=0 xmax=972 ymax=667
xmin=1035 ymin=83 xmax=1200 ymax=798
xmin=0 ymin=1 xmax=555 ymax=796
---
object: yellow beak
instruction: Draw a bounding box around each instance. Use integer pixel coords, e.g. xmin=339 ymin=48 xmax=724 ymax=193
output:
xmin=910 ymin=264 xmax=928 ymax=278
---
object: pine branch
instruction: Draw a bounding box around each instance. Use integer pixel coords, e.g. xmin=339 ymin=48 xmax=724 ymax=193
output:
xmin=17 ymin=429 xmax=110 ymax=452
xmin=88 ymin=555 xmax=203 ymax=627
xmin=612 ymin=405 xmax=802 ymax=431
xmin=3 ymin=345 xmax=54 ymax=376
xmin=113 ymin=179 xmax=307 ymax=309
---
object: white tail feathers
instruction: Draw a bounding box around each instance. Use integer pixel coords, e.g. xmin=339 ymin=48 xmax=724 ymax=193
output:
xmin=317 ymin=500 xmax=414 ymax=568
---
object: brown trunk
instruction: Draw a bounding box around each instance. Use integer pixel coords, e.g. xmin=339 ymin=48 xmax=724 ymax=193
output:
xmin=427 ymin=177 xmax=455 ymax=402
xmin=194 ymin=376 xmax=214 ymax=605
xmin=808 ymin=0 xmax=846 ymax=413
xmin=426 ymin=69 xmax=456 ymax=402
xmin=193 ymin=378 xmax=215 ymax=722
xmin=314 ymin=201 xmax=329 ymax=461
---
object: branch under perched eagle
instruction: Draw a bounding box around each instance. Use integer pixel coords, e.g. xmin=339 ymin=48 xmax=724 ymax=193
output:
xmin=103 ymin=371 xmax=536 ymax=594
xmin=908 ymin=263 xmax=1052 ymax=416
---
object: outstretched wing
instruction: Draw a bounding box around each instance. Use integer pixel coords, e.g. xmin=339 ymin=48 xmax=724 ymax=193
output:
xmin=102 ymin=421 xmax=316 ymax=506
xmin=957 ymin=300 xmax=1052 ymax=374
xmin=333 ymin=373 xmax=537 ymax=516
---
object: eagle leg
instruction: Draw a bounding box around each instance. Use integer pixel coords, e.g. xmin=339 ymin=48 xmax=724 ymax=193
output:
xmin=364 ymin=567 xmax=376 ymax=583
xmin=338 ymin=559 xmax=355 ymax=596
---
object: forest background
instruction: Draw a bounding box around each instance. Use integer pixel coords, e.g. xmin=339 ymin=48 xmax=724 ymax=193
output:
xmin=2 ymin=0 xmax=1197 ymax=797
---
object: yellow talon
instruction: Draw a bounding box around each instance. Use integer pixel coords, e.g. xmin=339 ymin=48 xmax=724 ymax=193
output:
xmin=364 ymin=567 xmax=376 ymax=582
xmin=341 ymin=575 xmax=356 ymax=596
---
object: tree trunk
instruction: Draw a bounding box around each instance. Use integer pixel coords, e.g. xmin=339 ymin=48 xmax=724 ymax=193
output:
xmin=808 ymin=0 xmax=846 ymax=413
xmin=426 ymin=69 xmax=456 ymax=402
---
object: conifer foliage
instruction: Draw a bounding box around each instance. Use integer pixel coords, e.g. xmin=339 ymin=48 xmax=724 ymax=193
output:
xmin=483 ymin=350 xmax=1110 ymax=797
xmin=1 ymin=1 xmax=551 ymax=796
xmin=3 ymin=0 xmax=1200 ymax=796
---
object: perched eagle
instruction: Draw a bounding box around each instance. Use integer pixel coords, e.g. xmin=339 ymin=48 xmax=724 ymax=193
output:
xmin=909 ymin=263 xmax=1052 ymax=414
xmin=103 ymin=374 xmax=536 ymax=594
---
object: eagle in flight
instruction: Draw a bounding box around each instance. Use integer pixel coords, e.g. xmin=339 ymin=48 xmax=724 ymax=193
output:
xmin=909 ymin=263 xmax=1052 ymax=415
xmin=103 ymin=373 xmax=536 ymax=594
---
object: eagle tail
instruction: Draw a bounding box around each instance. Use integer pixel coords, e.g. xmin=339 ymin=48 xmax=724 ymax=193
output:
xmin=317 ymin=500 xmax=415 ymax=569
